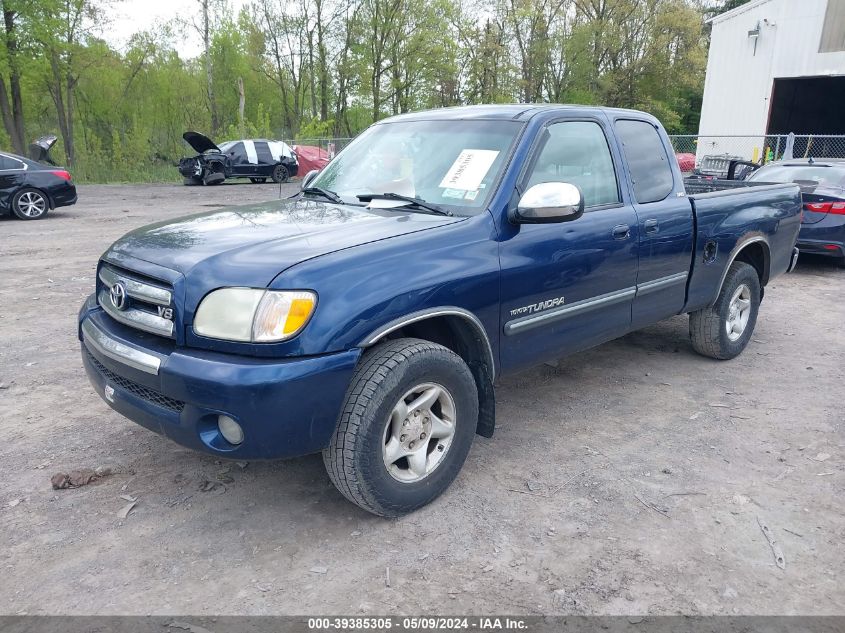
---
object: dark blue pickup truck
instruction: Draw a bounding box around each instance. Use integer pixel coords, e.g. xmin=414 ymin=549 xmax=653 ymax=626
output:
xmin=78 ymin=105 xmax=801 ymax=516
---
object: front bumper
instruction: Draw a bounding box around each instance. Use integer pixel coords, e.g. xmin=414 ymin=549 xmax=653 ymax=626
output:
xmin=78 ymin=296 xmax=361 ymax=460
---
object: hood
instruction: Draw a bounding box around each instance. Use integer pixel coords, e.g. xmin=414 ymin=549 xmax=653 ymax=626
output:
xmin=183 ymin=131 xmax=220 ymax=154
xmin=104 ymin=197 xmax=462 ymax=292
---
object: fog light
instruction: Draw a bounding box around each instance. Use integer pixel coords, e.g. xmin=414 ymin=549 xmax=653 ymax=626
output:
xmin=218 ymin=415 xmax=244 ymax=445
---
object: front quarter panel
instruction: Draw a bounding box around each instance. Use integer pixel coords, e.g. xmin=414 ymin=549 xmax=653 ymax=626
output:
xmin=270 ymin=212 xmax=502 ymax=373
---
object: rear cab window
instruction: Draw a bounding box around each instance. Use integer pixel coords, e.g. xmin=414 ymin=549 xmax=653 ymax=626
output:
xmin=615 ymin=119 xmax=674 ymax=203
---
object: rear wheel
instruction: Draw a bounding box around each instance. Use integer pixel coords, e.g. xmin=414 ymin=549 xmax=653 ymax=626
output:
xmin=689 ymin=261 xmax=761 ymax=360
xmin=323 ymin=338 xmax=478 ymax=517
xmin=271 ymin=164 xmax=289 ymax=183
xmin=12 ymin=188 xmax=49 ymax=220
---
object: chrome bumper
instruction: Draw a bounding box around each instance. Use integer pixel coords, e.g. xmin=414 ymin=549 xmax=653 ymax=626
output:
xmin=787 ymin=247 xmax=800 ymax=273
xmin=81 ymin=318 xmax=162 ymax=375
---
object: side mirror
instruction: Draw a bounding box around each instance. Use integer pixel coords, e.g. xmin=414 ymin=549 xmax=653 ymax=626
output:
xmin=511 ymin=182 xmax=585 ymax=224
xmin=301 ymin=169 xmax=320 ymax=189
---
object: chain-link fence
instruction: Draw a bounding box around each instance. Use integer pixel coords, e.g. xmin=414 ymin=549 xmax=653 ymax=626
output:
xmin=668 ymin=134 xmax=845 ymax=176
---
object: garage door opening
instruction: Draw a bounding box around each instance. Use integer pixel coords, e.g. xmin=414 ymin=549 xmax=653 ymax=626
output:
xmin=767 ymin=76 xmax=845 ymax=157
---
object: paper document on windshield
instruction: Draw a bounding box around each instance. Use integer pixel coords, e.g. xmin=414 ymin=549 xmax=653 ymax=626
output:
xmin=439 ymin=150 xmax=499 ymax=192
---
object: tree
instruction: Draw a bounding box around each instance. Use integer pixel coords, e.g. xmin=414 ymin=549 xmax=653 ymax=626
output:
xmin=0 ymin=0 xmax=26 ymax=154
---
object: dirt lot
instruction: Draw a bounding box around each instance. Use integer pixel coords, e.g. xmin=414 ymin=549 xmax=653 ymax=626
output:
xmin=0 ymin=183 xmax=843 ymax=616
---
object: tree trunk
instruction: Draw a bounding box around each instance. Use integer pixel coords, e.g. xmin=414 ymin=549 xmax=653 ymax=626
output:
xmin=48 ymin=51 xmax=73 ymax=167
xmin=1 ymin=6 xmax=25 ymax=154
xmin=202 ymin=0 xmax=218 ymax=135
xmin=316 ymin=0 xmax=328 ymax=122
xmin=237 ymin=76 xmax=245 ymax=136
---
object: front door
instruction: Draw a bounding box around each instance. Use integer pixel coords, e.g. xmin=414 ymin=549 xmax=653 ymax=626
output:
xmin=498 ymin=119 xmax=640 ymax=373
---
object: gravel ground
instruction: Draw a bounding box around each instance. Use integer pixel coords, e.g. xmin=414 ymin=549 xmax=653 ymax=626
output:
xmin=0 ymin=183 xmax=843 ymax=616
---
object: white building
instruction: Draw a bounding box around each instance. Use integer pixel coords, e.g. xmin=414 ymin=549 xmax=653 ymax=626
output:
xmin=696 ymin=0 xmax=845 ymax=161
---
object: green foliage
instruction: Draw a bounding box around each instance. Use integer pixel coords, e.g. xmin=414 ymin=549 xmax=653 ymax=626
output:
xmin=297 ymin=117 xmax=336 ymax=141
xmin=0 ymin=0 xmax=712 ymax=182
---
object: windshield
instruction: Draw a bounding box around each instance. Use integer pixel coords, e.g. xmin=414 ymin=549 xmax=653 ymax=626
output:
xmin=310 ymin=119 xmax=523 ymax=213
xmin=750 ymin=164 xmax=845 ymax=189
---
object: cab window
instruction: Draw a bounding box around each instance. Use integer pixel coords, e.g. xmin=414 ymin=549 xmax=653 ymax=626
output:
xmin=525 ymin=121 xmax=620 ymax=208
xmin=0 ymin=155 xmax=24 ymax=170
xmin=615 ymin=119 xmax=674 ymax=203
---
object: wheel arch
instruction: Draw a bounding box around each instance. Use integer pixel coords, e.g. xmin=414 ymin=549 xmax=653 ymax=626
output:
xmin=14 ymin=185 xmax=54 ymax=211
xmin=360 ymin=308 xmax=497 ymax=438
xmin=712 ymin=235 xmax=770 ymax=305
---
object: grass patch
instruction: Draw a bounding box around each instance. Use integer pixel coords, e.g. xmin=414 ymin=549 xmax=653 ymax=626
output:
xmin=72 ymin=161 xmax=180 ymax=184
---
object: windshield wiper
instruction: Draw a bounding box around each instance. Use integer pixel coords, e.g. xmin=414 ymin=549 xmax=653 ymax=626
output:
xmin=357 ymin=192 xmax=453 ymax=216
xmin=302 ymin=186 xmax=344 ymax=204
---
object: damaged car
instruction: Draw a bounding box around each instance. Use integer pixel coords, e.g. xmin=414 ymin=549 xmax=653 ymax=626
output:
xmin=177 ymin=132 xmax=299 ymax=186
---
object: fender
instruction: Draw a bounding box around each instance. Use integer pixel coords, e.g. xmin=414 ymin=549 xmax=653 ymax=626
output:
xmin=359 ymin=306 xmax=496 ymax=380
xmin=710 ymin=234 xmax=770 ymax=305
xmin=359 ymin=306 xmax=498 ymax=438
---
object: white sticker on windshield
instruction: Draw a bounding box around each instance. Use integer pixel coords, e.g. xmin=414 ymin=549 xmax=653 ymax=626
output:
xmin=439 ymin=150 xmax=499 ymax=191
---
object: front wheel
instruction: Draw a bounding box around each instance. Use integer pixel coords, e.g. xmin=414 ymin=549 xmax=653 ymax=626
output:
xmin=323 ymin=338 xmax=478 ymax=517
xmin=689 ymin=261 xmax=761 ymax=360
xmin=12 ymin=188 xmax=49 ymax=220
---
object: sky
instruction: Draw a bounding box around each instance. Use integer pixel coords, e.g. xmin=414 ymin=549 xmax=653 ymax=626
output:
xmin=104 ymin=0 xmax=252 ymax=59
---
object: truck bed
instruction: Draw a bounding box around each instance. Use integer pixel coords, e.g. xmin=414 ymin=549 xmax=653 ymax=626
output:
xmin=683 ymin=181 xmax=801 ymax=313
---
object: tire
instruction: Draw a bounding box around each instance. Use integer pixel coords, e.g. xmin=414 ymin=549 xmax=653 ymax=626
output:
xmin=271 ymin=164 xmax=289 ymax=183
xmin=689 ymin=261 xmax=761 ymax=360
xmin=323 ymin=338 xmax=479 ymax=517
xmin=183 ymin=176 xmax=202 ymax=186
xmin=203 ymin=171 xmax=225 ymax=186
xmin=12 ymin=188 xmax=49 ymax=220
xmin=249 ymin=177 xmax=267 ymax=184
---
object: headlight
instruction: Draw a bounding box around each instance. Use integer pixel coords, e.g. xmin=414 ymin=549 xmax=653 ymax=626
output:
xmin=194 ymin=288 xmax=317 ymax=343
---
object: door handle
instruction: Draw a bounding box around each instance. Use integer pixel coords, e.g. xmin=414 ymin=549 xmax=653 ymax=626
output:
xmin=644 ymin=219 xmax=659 ymax=234
xmin=612 ymin=224 xmax=631 ymax=240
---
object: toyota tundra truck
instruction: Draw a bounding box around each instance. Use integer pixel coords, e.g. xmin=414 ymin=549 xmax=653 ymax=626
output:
xmin=78 ymin=105 xmax=801 ymax=516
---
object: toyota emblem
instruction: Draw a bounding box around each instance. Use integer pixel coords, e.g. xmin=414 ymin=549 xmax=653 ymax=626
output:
xmin=110 ymin=282 xmax=128 ymax=311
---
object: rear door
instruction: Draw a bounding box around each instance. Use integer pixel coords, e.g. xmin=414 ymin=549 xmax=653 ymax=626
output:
xmin=613 ymin=118 xmax=694 ymax=329
xmin=0 ymin=154 xmax=27 ymax=210
xmin=498 ymin=118 xmax=640 ymax=373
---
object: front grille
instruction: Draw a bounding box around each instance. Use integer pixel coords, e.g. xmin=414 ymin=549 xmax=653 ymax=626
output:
xmin=86 ymin=350 xmax=185 ymax=413
xmin=98 ymin=263 xmax=176 ymax=339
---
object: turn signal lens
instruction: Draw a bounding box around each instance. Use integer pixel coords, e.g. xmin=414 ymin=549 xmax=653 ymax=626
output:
xmin=252 ymin=291 xmax=317 ymax=342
